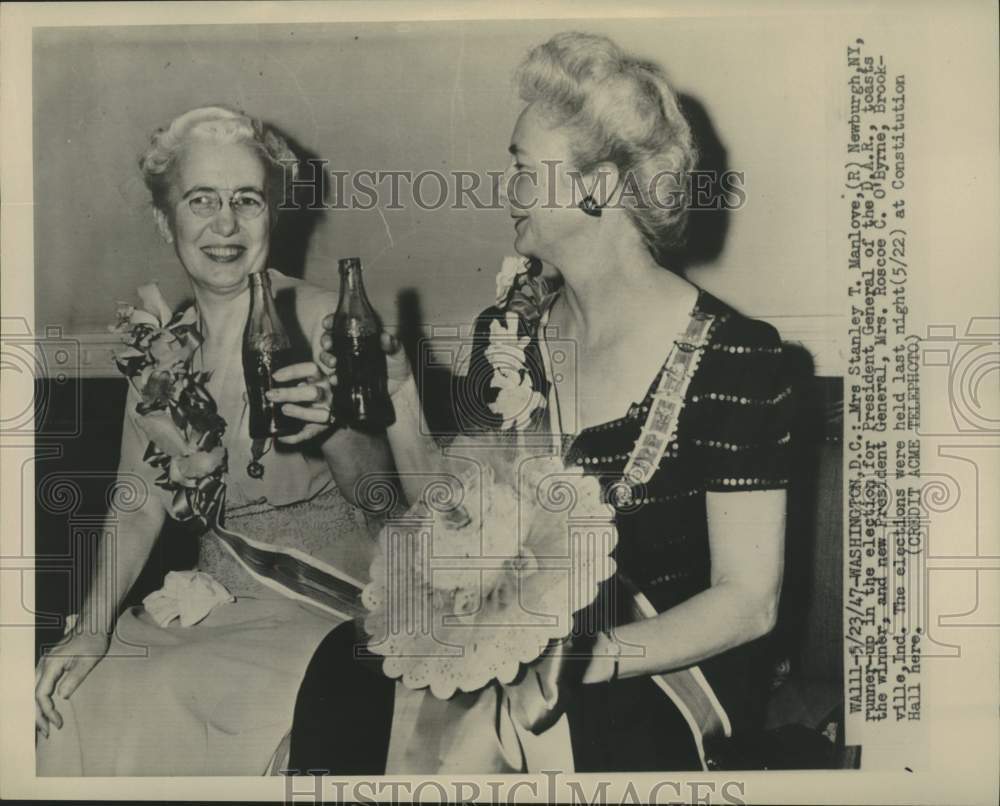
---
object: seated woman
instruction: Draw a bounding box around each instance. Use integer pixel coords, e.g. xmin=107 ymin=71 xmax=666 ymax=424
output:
xmin=34 ymin=106 xmax=394 ymax=776
xmin=290 ymin=31 xmax=794 ymax=773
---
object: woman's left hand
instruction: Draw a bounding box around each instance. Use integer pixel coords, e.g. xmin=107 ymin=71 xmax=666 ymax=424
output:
xmin=267 ymin=362 xmax=335 ymax=444
xmin=506 ymin=635 xmax=597 ymax=734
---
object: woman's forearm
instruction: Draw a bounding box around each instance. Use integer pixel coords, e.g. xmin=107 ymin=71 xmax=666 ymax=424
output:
xmin=77 ymin=504 xmax=165 ymax=634
xmin=384 ymin=375 xmax=454 ymax=507
xmin=320 ymin=375 xmax=447 ymax=509
xmin=585 ymin=581 xmax=777 ymax=683
xmin=321 ymin=427 xmax=396 ymax=507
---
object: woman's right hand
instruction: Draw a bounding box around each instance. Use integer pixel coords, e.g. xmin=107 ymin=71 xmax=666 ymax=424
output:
xmin=318 ymin=315 xmax=413 ymax=400
xmin=34 ymin=627 xmax=111 ymax=738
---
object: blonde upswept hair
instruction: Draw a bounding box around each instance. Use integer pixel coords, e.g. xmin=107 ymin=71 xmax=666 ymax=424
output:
xmin=516 ymin=32 xmax=697 ymax=262
xmin=138 ymin=105 xmax=299 ymax=225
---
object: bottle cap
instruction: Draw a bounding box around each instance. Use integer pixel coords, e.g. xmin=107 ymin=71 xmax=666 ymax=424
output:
xmin=338 ymin=257 xmax=361 ymax=272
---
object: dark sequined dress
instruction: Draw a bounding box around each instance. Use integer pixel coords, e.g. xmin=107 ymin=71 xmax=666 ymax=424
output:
xmin=466 ymin=287 xmax=795 ymax=771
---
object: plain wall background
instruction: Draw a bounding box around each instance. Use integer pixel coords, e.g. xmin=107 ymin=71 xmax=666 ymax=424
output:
xmin=33 ymin=18 xmax=839 ymax=370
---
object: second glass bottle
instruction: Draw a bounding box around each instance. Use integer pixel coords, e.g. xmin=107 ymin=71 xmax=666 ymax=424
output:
xmin=330 ymin=257 xmax=396 ymax=430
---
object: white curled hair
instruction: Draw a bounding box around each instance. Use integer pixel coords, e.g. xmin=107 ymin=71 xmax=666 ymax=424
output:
xmin=516 ymin=32 xmax=698 ymax=262
xmin=138 ymin=105 xmax=299 ymax=223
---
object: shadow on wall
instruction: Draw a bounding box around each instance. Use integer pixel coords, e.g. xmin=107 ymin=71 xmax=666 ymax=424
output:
xmin=268 ymin=130 xmax=328 ymax=282
xmin=396 ymin=287 xmax=461 ymax=436
xmin=776 ymin=345 xmax=843 ymax=685
xmin=663 ymin=93 xmax=732 ymax=273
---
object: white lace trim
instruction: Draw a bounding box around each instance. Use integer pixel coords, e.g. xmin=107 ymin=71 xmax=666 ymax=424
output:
xmin=362 ymin=458 xmax=617 ymax=699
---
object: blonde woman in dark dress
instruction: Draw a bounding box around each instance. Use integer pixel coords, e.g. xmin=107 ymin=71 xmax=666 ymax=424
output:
xmin=291 ymin=31 xmax=793 ymax=773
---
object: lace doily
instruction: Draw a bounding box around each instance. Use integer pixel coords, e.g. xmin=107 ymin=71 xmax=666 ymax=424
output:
xmin=361 ymin=452 xmax=617 ymax=699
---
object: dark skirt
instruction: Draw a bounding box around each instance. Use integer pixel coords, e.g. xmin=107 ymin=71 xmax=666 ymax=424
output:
xmin=288 ymin=620 xmax=701 ymax=774
xmin=565 ymin=675 xmax=701 ymax=772
xmin=288 ymin=620 xmax=395 ymax=776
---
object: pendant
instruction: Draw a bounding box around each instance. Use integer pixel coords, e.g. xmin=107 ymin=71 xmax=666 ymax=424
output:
xmin=247 ymin=437 xmax=268 ymax=479
xmin=608 ymin=480 xmax=637 ymax=511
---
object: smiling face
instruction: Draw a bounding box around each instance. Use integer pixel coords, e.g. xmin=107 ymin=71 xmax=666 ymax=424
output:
xmin=156 ymin=141 xmax=271 ymax=298
xmin=503 ymin=103 xmax=591 ymax=266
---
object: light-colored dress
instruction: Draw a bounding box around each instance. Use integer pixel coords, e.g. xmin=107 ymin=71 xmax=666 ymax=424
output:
xmin=37 ymin=271 xmax=378 ymax=776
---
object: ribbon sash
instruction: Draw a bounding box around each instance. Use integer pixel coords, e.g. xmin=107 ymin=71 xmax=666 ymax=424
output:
xmin=620 ymin=310 xmax=715 ymax=486
xmin=210 ymin=515 xmax=367 ymax=621
xmin=532 ymin=300 xmax=728 ymax=771
xmin=628 ymin=585 xmax=732 ymax=771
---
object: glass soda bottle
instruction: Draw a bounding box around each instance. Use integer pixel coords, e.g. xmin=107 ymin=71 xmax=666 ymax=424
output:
xmin=331 ymin=257 xmax=395 ymax=430
xmin=243 ymin=270 xmax=298 ymax=439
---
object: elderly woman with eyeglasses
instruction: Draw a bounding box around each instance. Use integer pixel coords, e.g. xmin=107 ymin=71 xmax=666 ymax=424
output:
xmin=34 ymin=106 xmax=394 ymax=776
xmin=290 ymin=32 xmax=793 ymax=774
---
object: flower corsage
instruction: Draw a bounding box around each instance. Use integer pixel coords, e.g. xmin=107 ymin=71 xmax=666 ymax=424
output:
xmin=110 ymin=283 xmax=227 ymax=522
xmin=485 ymin=256 xmax=560 ymax=431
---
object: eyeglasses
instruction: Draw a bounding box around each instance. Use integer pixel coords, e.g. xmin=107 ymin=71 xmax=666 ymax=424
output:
xmin=181 ymin=188 xmax=268 ymax=220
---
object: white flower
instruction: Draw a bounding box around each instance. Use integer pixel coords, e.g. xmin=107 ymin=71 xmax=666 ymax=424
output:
xmin=108 ymin=301 xmax=159 ymax=334
xmin=485 ymin=341 xmax=530 ymax=375
xmin=169 ymin=446 xmax=227 ymax=488
xmin=136 ymin=282 xmax=173 ymax=326
xmin=490 ymin=369 xmax=545 ymax=430
xmin=495 ymin=255 xmax=531 ymax=308
xmin=485 ymin=312 xmax=544 ymax=430
xmin=485 ymin=312 xmax=530 ymax=372
xmin=505 ymin=546 xmax=539 ymax=576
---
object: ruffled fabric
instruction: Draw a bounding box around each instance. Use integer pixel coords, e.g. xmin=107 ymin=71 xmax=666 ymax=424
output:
xmin=362 ymin=451 xmax=617 ymax=700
